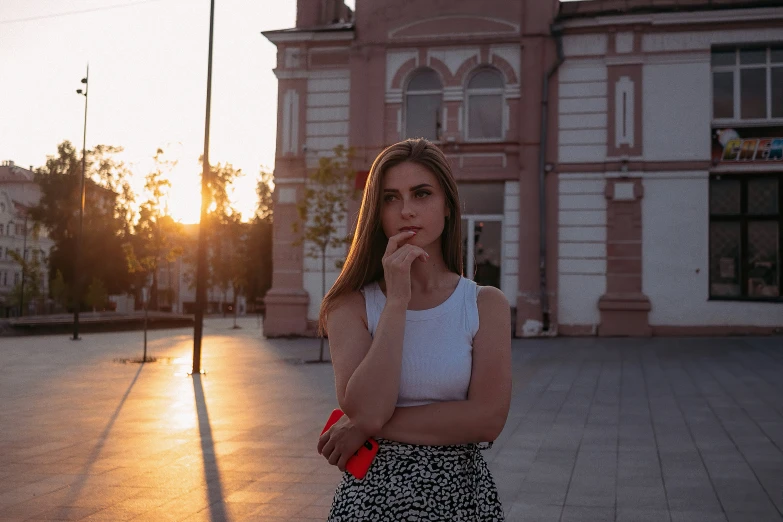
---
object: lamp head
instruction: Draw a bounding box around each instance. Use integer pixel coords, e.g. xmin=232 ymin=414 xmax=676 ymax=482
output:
xmin=81 ymin=78 xmax=87 ymax=84
xmin=76 ymin=89 xmax=83 ymax=94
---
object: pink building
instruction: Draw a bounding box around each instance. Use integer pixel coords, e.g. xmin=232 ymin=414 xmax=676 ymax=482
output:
xmin=263 ymin=0 xmax=783 ymax=338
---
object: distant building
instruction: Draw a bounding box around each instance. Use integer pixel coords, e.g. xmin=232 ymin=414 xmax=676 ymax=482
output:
xmin=0 ymin=162 xmax=54 ymax=316
xmin=262 ymin=0 xmax=782 ymax=337
xmin=166 ymin=224 xmax=246 ymax=316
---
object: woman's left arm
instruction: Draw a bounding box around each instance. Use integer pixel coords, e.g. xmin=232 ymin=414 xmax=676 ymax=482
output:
xmin=376 ymin=286 xmax=512 ymax=446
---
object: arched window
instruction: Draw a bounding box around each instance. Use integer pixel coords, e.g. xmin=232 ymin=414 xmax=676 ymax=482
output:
xmin=466 ymin=68 xmax=504 ymax=141
xmin=405 ymin=68 xmax=443 ymax=141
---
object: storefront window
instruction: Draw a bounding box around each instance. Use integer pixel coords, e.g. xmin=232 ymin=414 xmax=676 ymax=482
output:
xmin=709 ymin=175 xmax=781 ymax=300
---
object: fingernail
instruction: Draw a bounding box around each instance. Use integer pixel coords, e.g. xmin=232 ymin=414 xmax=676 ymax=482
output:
xmin=425 ymin=253 xmax=430 ymax=258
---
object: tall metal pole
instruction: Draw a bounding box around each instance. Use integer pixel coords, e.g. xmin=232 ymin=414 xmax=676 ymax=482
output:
xmin=193 ymin=0 xmax=216 ymax=374
xmin=73 ymin=65 xmax=89 ymax=341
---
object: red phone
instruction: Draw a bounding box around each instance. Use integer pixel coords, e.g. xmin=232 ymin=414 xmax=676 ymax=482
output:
xmin=321 ymin=409 xmax=379 ymax=480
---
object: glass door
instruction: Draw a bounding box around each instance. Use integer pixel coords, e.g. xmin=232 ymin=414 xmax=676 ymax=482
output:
xmin=462 ymin=214 xmax=503 ymax=288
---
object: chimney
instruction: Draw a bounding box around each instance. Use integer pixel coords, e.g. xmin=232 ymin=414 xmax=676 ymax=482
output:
xmin=296 ymin=0 xmax=322 ymax=28
xmin=324 ymin=0 xmax=342 ymax=24
xmin=297 ymin=0 xmax=348 ymax=28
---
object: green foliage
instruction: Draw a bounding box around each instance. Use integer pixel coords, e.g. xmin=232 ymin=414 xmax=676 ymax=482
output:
xmin=255 ymin=167 xmax=274 ymax=223
xmin=245 ymin=218 xmax=273 ymax=309
xmin=8 ymin=248 xmax=45 ymax=312
xmin=241 ymin=167 xmax=274 ymax=309
xmin=205 ymin=163 xmax=243 ymax=301
xmin=50 ymin=270 xmax=68 ymax=309
xmin=91 ymin=144 xmax=136 ymax=235
xmin=293 ymin=145 xmax=357 ymax=261
xmin=123 ymin=148 xmax=185 ymax=310
xmin=29 ymin=141 xmax=133 ymax=309
xmin=85 ymin=277 xmax=108 ymax=312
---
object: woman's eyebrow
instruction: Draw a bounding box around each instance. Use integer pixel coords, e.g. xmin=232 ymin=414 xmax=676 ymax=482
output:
xmin=382 ymin=183 xmax=434 ymax=193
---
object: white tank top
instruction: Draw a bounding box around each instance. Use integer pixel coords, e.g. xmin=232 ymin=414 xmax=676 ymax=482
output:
xmin=361 ymin=276 xmax=480 ymax=407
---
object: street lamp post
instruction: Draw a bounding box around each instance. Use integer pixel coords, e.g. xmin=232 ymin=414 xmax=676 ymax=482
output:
xmin=73 ymin=65 xmax=88 ymax=341
xmin=192 ymin=0 xmax=215 ymax=374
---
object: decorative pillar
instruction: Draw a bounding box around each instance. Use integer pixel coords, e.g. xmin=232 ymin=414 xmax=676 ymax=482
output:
xmin=263 ymin=43 xmax=310 ymax=337
xmin=598 ymin=178 xmax=651 ymax=336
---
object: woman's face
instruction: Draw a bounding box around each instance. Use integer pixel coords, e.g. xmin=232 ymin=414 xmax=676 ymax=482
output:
xmin=380 ymin=161 xmax=449 ymax=249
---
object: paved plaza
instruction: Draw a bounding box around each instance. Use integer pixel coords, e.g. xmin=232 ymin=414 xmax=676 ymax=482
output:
xmin=0 ymin=317 xmax=781 ymax=521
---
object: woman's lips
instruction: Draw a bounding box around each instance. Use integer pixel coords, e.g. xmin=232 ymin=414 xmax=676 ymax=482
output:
xmin=400 ymin=227 xmax=421 ymax=232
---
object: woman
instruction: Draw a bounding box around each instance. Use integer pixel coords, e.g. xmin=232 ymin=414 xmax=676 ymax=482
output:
xmin=317 ymin=138 xmax=511 ymax=521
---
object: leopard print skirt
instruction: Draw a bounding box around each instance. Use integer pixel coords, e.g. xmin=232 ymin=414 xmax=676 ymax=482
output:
xmin=327 ymin=439 xmax=504 ymax=521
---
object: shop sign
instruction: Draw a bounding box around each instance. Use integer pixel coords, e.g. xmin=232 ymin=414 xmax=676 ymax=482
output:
xmin=712 ymin=127 xmax=783 ymax=164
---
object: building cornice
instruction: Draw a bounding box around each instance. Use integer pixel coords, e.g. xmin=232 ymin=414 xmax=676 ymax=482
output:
xmin=557 ymin=6 xmax=783 ymax=30
xmin=262 ymin=30 xmax=354 ymax=45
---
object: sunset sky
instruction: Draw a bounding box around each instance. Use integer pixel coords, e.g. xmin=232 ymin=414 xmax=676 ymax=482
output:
xmin=0 ymin=0 xmax=577 ymax=223
xmin=0 ymin=0 xmax=357 ymax=223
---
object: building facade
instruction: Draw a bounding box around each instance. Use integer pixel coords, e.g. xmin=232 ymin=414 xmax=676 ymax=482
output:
xmin=0 ymin=162 xmax=54 ymax=316
xmin=554 ymin=0 xmax=782 ymax=335
xmin=262 ymin=0 xmax=782 ymax=337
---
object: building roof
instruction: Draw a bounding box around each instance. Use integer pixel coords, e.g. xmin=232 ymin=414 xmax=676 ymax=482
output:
xmin=0 ymin=161 xmax=34 ymax=184
xmin=262 ymin=21 xmax=354 ymax=37
xmin=12 ymin=199 xmax=30 ymax=216
xmin=558 ymin=0 xmax=783 ymax=19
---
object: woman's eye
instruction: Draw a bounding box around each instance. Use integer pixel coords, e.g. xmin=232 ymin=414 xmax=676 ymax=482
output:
xmin=383 ymin=195 xmax=397 ymax=202
xmin=415 ymin=191 xmax=431 ymax=198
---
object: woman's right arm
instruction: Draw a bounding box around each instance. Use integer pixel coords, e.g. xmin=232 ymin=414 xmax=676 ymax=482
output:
xmin=328 ymin=230 xmax=428 ymax=435
xmin=327 ymin=294 xmax=407 ymax=436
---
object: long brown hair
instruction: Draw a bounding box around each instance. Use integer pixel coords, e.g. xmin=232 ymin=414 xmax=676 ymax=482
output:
xmin=318 ymin=138 xmax=463 ymax=335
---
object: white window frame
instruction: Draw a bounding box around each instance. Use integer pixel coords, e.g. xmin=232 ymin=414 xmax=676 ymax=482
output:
xmin=464 ymin=68 xmax=505 ymax=143
xmin=403 ymin=69 xmax=443 ymax=142
xmin=712 ymin=46 xmax=783 ymax=124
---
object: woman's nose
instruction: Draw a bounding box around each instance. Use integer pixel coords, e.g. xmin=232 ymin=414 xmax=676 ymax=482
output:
xmin=401 ymin=200 xmax=415 ymax=217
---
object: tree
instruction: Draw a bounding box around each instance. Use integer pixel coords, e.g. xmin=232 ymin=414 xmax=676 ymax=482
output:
xmin=226 ymin=218 xmax=248 ymax=328
xmin=8 ymin=249 xmax=45 ymax=315
xmin=29 ymin=141 xmax=133 ymax=311
xmin=124 ymin=148 xmax=184 ymax=311
xmin=50 ymin=270 xmax=68 ymax=311
xmin=293 ymin=145 xmax=357 ymax=361
xmin=255 ymin=167 xmax=274 ymax=222
xmin=245 ymin=168 xmax=274 ymax=314
xmin=204 ymin=162 xmax=244 ymax=317
xmin=85 ymin=277 xmax=108 ymax=312
xmin=91 ymin=144 xmax=136 ymax=237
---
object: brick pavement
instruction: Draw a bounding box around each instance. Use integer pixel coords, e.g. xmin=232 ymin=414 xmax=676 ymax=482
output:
xmin=0 ymin=318 xmax=780 ymax=521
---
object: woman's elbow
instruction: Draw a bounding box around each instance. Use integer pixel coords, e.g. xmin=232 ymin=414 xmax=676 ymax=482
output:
xmin=349 ymin=413 xmax=385 ymax=437
xmin=342 ymin=403 xmax=386 ymax=436
xmin=482 ymin=409 xmax=509 ymax=442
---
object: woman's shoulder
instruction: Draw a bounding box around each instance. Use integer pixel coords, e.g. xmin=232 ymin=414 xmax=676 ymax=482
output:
xmin=331 ymin=288 xmax=367 ymax=312
xmin=328 ymin=289 xmax=369 ymax=328
xmin=476 ymin=285 xmax=510 ymax=310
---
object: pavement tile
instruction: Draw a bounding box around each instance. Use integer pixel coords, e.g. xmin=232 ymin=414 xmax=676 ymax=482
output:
xmin=670 ymin=510 xmax=728 ymax=522
xmin=80 ymin=506 xmax=139 ymax=521
xmin=505 ymin=502 xmax=561 ymax=522
xmin=725 ymin=508 xmax=783 ymax=522
xmin=25 ymin=505 xmax=102 ymax=521
xmin=616 ymin=485 xmax=668 ymax=510
xmin=561 ymin=505 xmax=615 ymax=521
xmin=1 ymin=322 xmax=782 ymax=521
xmin=616 ymin=508 xmax=671 ymax=522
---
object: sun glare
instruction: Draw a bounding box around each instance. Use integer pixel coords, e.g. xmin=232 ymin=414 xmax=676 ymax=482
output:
xmin=128 ymin=147 xmax=262 ymax=225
